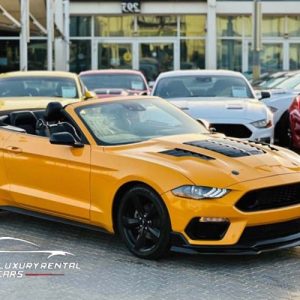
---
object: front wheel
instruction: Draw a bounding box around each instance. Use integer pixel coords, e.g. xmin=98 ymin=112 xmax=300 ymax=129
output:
xmin=117 ymin=185 xmax=171 ymax=259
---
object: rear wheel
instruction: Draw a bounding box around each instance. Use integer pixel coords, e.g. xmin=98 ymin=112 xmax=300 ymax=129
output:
xmin=117 ymin=185 xmax=171 ymax=259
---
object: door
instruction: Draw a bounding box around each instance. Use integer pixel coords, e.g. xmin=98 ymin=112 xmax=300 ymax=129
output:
xmin=138 ymin=39 xmax=178 ymax=81
xmin=3 ymin=133 xmax=91 ymax=220
xmin=96 ymin=40 xmax=133 ymax=70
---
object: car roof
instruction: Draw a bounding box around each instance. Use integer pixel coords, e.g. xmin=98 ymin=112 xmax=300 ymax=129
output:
xmin=0 ymin=71 xmax=79 ymax=79
xmin=79 ymin=69 xmax=144 ymax=76
xmin=157 ymin=69 xmax=245 ymax=79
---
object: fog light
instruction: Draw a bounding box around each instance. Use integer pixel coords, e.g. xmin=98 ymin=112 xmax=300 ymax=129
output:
xmin=199 ymin=217 xmax=229 ymax=223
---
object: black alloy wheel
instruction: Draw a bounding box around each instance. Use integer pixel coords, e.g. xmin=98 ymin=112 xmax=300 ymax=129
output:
xmin=117 ymin=185 xmax=171 ymax=259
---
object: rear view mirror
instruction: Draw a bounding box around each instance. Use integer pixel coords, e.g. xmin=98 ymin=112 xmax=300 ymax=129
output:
xmin=50 ymin=132 xmax=84 ymax=148
xmin=256 ymin=90 xmax=271 ymax=100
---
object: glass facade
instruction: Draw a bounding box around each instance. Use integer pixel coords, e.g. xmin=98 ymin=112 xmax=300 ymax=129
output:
xmin=0 ymin=40 xmax=19 ymax=73
xmin=95 ymin=16 xmax=134 ymax=37
xmin=28 ymin=41 xmax=47 ymax=70
xmin=69 ymin=40 xmax=91 ymax=73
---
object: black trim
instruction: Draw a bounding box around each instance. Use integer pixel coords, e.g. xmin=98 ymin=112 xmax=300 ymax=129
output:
xmin=0 ymin=206 xmax=110 ymax=234
xmin=170 ymin=227 xmax=300 ymax=255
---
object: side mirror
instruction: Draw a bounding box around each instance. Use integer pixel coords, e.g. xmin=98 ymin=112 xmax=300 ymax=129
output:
xmin=84 ymin=90 xmax=97 ymax=99
xmin=256 ymin=90 xmax=271 ymax=100
xmin=50 ymin=132 xmax=84 ymax=148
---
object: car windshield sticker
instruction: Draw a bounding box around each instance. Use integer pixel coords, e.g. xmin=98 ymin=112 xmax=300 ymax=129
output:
xmin=62 ymin=86 xmax=76 ymax=98
xmin=232 ymin=86 xmax=248 ymax=98
xmin=131 ymin=80 xmax=144 ymax=90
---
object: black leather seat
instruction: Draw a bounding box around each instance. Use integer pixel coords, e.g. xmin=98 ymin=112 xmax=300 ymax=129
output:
xmin=10 ymin=111 xmax=37 ymax=134
xmin=37 ymin=102 xmax=80 ymax=141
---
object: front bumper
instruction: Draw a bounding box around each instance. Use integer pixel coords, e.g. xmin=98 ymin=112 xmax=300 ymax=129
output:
xmin=162 ymin=173 xmax=300 ymax=252
xmin=171 ymin=219 xmax=300 ymax=255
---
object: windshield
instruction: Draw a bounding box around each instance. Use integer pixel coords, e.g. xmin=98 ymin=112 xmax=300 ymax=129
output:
xmin=80 ymin=74 xmax=147 ymax=92
xmin=275 ymin=75 xmax=300 ymax=90
xmin=77 ymin=98 xmax=208 ymax=145
xmin=153 ymin=75 xmax=254 ymax=100
xmin=0 ymin=76 xmax=79 ymax=98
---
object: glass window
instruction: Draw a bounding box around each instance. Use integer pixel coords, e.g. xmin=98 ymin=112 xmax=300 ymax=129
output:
xmin=180 ymin=15 xmax=206 ymax=37
xmin=0 ymin=40 xmax=19 ymax=73
xmin=70 ymin=16 xmax=91 ymax=37
xmin=95 ymin=16 xmax=134 ymax=37
xmin=288 ymin=16 xmax=300 ymax=37
xmin=70 ymin=40 xmax=91 ymax=73
xmin=217 ymin=40 xmax=242 ymax=71
xmin=77 ymin=98 xmax=206 ymax=145
xmin=180 ymin=40 xmax=205 ymax=69
xmin=28 ymin=40 xmax=47 ymax=70
xmin=217 ymin=16 xmax=243 ymax=37
xmin=137 ymin=16 xmax=177 ymax=36
xmin=98 ymin=43 xmax=132 ymax=69
xmin=261 ymin=43 xmax=283 ymax=73
xmin=244 ymin=16 xmax=252 ymax=37
xmin=0 ymin=77 xmax=78 ymax=98
xmin=153 ymin=75 xmax=253 ymax=99
xmin=262 ymin=16 xmax=285 ymax=37
xmin=290 ymin=44 xmax=300 ymax=70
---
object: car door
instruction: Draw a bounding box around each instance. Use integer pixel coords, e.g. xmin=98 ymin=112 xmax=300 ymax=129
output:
xmin=3 ymin=132 xmax=90 ymax=220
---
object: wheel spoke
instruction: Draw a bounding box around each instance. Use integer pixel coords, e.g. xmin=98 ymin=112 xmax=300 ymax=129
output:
xmin=132 ymin=195 xmax=144 ymax=216
xmin=147 ymin=226 xmax=160 ymax=242
xmin=123 ymin=217 xmax=139 ymax=229
xmin=144 ymin=203 xmax=156 ymax=219
xmin=134 ymin=228 xmax=147 ymax=250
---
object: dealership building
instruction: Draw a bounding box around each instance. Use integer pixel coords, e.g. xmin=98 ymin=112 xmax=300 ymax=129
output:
xmin=0 ymin=0 xmax=300 ymax=80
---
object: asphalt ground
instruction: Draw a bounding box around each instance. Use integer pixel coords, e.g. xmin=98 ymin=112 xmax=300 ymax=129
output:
xmin=0 ymin=212 xmax=299 ymax=300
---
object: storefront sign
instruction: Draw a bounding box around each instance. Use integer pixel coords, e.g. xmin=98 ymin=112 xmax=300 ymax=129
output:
xmin=121 ymin=0 xmax=141 ymax=13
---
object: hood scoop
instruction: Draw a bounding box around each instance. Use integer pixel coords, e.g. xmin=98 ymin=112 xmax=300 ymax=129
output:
xmin=184 ymin=138 xmax=265 ymax=158
xmin=160 ymin=148 xmax=215 ymax=161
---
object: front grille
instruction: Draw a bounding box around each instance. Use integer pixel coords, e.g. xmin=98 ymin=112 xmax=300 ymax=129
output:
xmin=211 ymin=124 xmax=252 ymax=138
xmin=239 ymin=218 xmax=300 ymax=243
xmin=236 ymin=183 xmax=300 ymax=212
xmin=185 ymin=218 xmax=230 ymax=240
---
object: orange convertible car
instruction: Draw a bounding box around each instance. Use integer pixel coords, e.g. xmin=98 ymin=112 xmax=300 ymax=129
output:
xmin=0 ymin=96 xmax=299 ymax=259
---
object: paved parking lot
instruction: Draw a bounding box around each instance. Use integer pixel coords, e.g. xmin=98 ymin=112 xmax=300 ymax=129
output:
xmin=0 ymin=212 xmax=299 ymax=300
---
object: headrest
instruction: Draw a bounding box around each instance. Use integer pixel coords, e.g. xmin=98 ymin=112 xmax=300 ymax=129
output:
xmin=10 ymin=111 xmax=37 ymax=126
xmin=45 ymin=102 xmax=64 ymax=122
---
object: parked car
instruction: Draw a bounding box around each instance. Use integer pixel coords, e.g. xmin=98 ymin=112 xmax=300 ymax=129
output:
xmin=0 ymin=96 xmax=299 ymax=259
xmin=0 ymin=71 xmax=93 ymax=111
xmin=288 ymin=94 xmax=300 ymax=149
xmin=152 ymin=70 xmax=274 ymax=143
xmin=258 ymin=71 xmax=300 ymax=146
xmin=79 ymin=69 xmax=150 ymax=98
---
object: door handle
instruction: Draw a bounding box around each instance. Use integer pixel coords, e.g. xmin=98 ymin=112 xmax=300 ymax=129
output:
xmin=6 ymin=146 xmax=23 ymax=154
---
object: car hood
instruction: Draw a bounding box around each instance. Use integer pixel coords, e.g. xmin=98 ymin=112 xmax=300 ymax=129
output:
xmin=115 ymin=134 xmax=300 ymax=188
xmin=0 ymin=97 xmax=80 ymax=111
xmin=167 ymin=98 xmax=266 ymax=123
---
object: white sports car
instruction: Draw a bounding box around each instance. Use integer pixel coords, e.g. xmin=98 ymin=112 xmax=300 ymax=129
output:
xmin=152 ymin=70 xmax=274 ymax=143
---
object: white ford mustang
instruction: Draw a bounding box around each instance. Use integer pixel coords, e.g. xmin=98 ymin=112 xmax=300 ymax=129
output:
xmin=152 ymin=70 xmax=274 ymax=143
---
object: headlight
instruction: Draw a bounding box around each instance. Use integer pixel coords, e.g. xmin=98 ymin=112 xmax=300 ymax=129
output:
xmin=172 ymin=185 xmax=230 ymax=200
xmin=251 ymin=119 xmax=272 ymax=128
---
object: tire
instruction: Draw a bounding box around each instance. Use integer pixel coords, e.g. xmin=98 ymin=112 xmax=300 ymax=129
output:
xmin=275 ymin=112 xmax=291 ymax=147
xmin=117 ymin=185 xmax=171 ymax=259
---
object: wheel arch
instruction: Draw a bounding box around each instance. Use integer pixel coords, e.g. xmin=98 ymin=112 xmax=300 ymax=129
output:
xmin=112 ymin=181 xmax=163 ymax=234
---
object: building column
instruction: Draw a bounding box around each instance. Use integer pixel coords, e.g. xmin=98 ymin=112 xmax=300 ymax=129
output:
xmin=206 ymin=0 xmax=217 ymax=69
xmin=54 ymin=0 xmax=70 ymax=71
xmin=20 ymin=0 xmax=29 ymax=71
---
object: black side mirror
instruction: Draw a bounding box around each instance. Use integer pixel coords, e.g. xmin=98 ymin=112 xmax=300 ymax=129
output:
xmin=256 ymin=90 xmax=271 ymax=100
xmin=50 ymin=132 xmax=84 ymax=148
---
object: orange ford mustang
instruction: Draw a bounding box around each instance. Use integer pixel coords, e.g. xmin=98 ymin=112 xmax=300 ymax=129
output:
xmin=0 ymin=96 xmax=299 ymax=259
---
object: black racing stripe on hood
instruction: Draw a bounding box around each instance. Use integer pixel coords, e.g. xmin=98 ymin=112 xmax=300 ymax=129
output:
xmin=160 ymin=148 xmax=215 ymax=160
xmin=184 ymin=138 xmax=266 ymax=157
